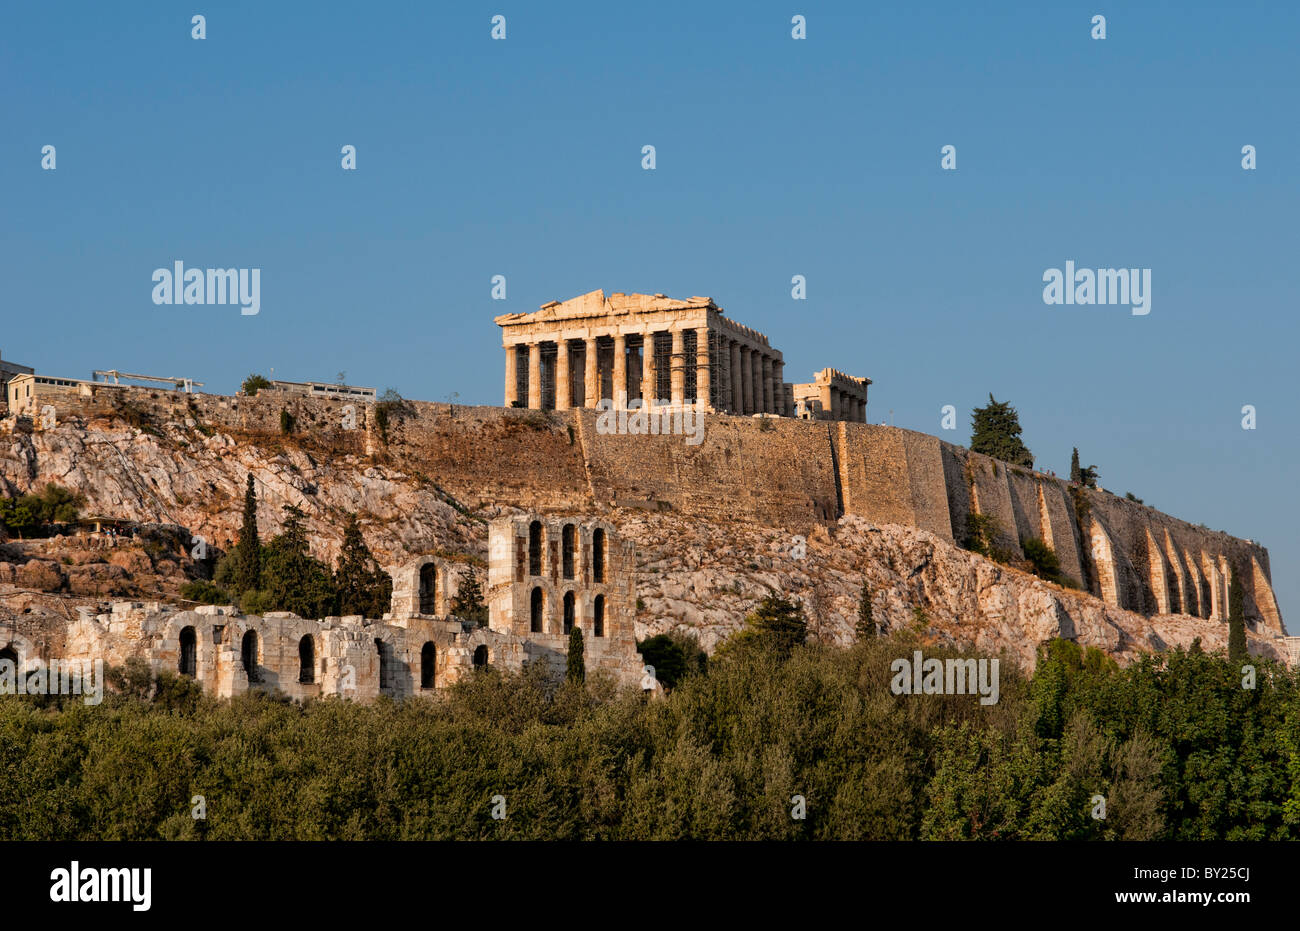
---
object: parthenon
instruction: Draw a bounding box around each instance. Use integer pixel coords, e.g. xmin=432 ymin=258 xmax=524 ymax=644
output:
xmin=494 ymin=289 xmax=870 ymax=421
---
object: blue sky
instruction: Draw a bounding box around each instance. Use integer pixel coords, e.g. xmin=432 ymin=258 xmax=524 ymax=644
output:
xmin=3 ymin=1 xmax=1297 ymax=624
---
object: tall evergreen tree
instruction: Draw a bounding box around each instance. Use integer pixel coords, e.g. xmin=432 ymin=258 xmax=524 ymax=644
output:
xmin=233 ymin=474 xmax=261 ymax=595
xmin=261 ymin=505 xmax=335 ymax=619
xmin=451 ymin=565 xmax=489 ymax=627
xmin=970 ymin=395 xmax=1033 ymax=468
xmin=567 ymin=626 xmax=585 ymax=683
xmin=1070 ymin=448 xmax=1082 ymax=484
xmin=856 ymin=580 xmax=875 ymax=639
xmin=1227 ymin=564 xmax=1248 ymax=664
xmin=335 ymin=513 xmax=392 ymax=618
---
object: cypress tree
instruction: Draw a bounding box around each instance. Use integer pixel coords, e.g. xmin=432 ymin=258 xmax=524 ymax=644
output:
xmin=856 ymin=580 xmax=875 ymax=639
xmin=1070 ymin=448 xmax=1082 ymax=484
xmin=233 ymin=474 xmax=261 ymax=595
xmin=451 ymin=565 xmax=489 ymax=627
xmin=1227 ymin=564 xmax=1248 ymax=664
xmin=567 ymin=626 xmax=585 ymax=683
xmin=970 ymin=395 xmax=1033 ymax=468
xmin=335 ymin=513 xmax=392 ymax=618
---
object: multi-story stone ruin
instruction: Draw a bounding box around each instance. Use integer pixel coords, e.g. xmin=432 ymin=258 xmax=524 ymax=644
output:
xmin=0 ymin=516 xmax=647 ymax=702
xmin=495 ymin=289 xmax=869 ymax=421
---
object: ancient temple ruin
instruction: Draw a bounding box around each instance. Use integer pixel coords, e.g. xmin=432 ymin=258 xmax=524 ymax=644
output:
xmin=495 ymin=289 xmax=869 ymax=421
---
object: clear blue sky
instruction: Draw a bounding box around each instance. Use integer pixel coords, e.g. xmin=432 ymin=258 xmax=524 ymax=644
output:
xmin=3 ymin=2 xmax=1296 ymax=625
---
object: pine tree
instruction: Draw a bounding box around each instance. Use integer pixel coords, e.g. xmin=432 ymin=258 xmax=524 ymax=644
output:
xmin=1227 ymin=564 xmax=1248 ymax=664
xmin=1070 ymin=448 xmax=1082 ymax=484
xmin=335 ymin=513 xmax=392 ymax=618
xmin=233 ymin=474 xmax=261 ymax=595
xmin=567 ymin=626 xmax=585 ymax=683
xmin=451 ymin=565 xmax=489 ymax=627
xmin=970 ymin=395 xmax=1033 ymax=468
xmin=856 ymin=580 xmax=875 ymax=639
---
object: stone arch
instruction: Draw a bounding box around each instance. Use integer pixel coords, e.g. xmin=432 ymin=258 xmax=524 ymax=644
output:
xmin=593 ymin=594 xmax=605 ymax=638
xmin=473 ymin=644 xmax=489 ymax=668
xmin=563 ymin=591 xmax=576 ymax=634
xmin=375 ymin=638 xmax=394 ymax=693
xmin=593 ymin=528 xmax=606 ymax=583
xmin=241 ymin=630 xmax=260 ymax=683
xmin=530 ymin=586 xmax=544 ymax=634
xmin=419 ymin=563 xmax=438 ymax=614
xmin=562 ymin=524 xmax=576 ymax=580
xmin=297 ymin=635 xmax=315 ymax=684
xmin=179 ymin=625 xmax=198 ymax=677
xmin=529 ymin=521 xmax=543 ymax=576
xmin=420 ymin=641 xmax=436 ymax=689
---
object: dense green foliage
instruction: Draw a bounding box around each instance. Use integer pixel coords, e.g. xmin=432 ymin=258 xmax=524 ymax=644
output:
xmin=1228 ymin=564 xmax=1247 ymax=664
xmin=0 ymin=484 xmax=84 ymax=538
xmin=2 ymin=633 xmax=1295 ymax=840
xmin=636 ymin=632 xmax=707 ymax=690
xmin=208 ymin=489 xmax=391 ymax=619
xmin=241 ymin=374 xmax=272 ymax=396
xmin=1021 ymin=537 xmax=1077 ymax=589
xmin=970 ymin=395 xmax=1033 ymax=468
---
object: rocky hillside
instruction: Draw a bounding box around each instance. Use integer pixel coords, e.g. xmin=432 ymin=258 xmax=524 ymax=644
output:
xmin=0 ymin=414 xmax=1286 ymax=669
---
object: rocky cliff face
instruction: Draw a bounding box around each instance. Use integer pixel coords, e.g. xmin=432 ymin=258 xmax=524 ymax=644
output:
xmin=0 ymin=414 xmax=1287 ymax=670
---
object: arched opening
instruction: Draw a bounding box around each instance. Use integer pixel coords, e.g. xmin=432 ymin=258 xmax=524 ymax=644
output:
xmin=419 ymin=563 xmax=438 ymax=614
xmin=179 ymin=626 xmax=197 ymax=677
xmin=593 ymin=594 xmax=605 ymax=638
xmin=528 ymin=521 xmax=543 ymax=576
xmin=420 ymin=642 xmax=436 ymax=689
xmin=298 ymin=635 xmax=315 ymax=684
xmin=375 ymin=638 xmax=392 ymax=693
xmin=530 ymin=586 xmax=544 ymax=633
xmin=562 ymin=524 xmax=576 ymax=580
xmin=0 ymin=644 xmax=18 ymax=672
xmin=593 ymin=528 xmax=606 ymax=583
xmin=563 ymin=591 xmax=575 ymax=634
xmin=473 ymin=644 xmax=489 ymax=668
xmin=241 ymin=630 xmax=260 ymax=683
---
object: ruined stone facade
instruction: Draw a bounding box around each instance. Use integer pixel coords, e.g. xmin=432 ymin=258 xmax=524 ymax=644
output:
xmin=792 ymin=368 xmax=870 ymax=423
xmin=0 ymin=517 xmax=646 ymax=701
xmin=486 ymin=514 xmax=640 ymax=680
xmin=495 ymin=289 xmax=868 ymax=421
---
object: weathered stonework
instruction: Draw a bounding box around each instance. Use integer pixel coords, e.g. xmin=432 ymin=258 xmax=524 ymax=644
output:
xmin=0 ymin=516 xmax=646 ymax=700
xmin=495 ymin=289 xmax=868 ymax=421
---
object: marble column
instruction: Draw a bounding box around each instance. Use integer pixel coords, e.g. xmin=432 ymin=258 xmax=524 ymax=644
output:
xmin=739 ymin=346 xmax=753 ymax=414
xmin=583 ymin=338 xmax=599 ymax=408
xmin=751 ymin=351 xmax=764 ymax=414
xmin=729 ymin=340 xmax=742 ymax=413
xmin=772 ymin=360 xmax=785 ymax=416
xmin=643 ymin=332 xmax=658 ymax=405
xmin=695 ymin=327 xmax=711 ymax=410
xmin=613 ymin=334 xmax=627 ymax=407
xmin=503 ymin=345 xmax=518 ymax=407
xmin=555 ymin=340 xmax=571 ymax=411
xmin=761 ymin=355 xmax=774 ymax=414
xmin=829 ymin=388 xmax=841 ymax=421
xmin=527 ymin=343 xmax=541 ymax=410
xmin=670 ymin=329 xmax=685 ymax=406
